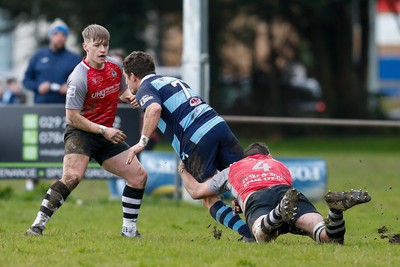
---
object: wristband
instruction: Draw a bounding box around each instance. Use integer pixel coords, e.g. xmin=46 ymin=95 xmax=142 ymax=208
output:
xmin=138 ymin=134 xmax=150 ymax=147
xmin=50 ymin=83 xmax=61 ymax=91
xmin=98 ymin=125 xmax=106 ymax=135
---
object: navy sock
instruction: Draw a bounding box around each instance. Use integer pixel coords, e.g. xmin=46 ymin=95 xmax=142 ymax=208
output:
xmin=209 ymin=200 xmax=252 ymax=238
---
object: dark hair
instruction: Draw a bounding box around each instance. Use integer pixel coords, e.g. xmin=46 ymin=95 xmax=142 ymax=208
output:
xmin=123 ymin=51 xmax=156 ymax=79
xmin=243 ymin=142 xmax=270 ymax=157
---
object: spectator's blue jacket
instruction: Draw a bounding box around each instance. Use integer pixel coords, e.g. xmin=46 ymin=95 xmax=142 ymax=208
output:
xmin=23 ymin=47 xmax=81 ymax=103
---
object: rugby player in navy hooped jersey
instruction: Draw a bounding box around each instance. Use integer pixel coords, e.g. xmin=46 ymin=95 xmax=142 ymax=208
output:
xmin=25 ymin=25 xmax=147 ymax=238
xmin=122 ymin=51 xmax=254 ymax=241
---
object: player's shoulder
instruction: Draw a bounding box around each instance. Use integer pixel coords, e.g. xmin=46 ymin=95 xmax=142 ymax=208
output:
xmin=106 ymin=56 xmax=122 ymax=68
xmin=68 ymin=62 xmax=88 ymax=83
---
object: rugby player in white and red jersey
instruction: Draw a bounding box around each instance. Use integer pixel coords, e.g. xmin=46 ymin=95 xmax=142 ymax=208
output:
xmin=25 ymin=24 xmax=147 ymax=238
xmin=178 ymin=142 xmax=371 ymax=244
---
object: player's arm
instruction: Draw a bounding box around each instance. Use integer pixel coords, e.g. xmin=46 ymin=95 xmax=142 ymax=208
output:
xmin=141 ymin=102 xmax=161 ymax=138
xmin=126 ymin=102 xmax=161 ymax=164
xmin=119 ymin=89 xmax=139 ymax=108
xmin=66 ymin=109 xmax=127 ymax=144
xmin=177 ymin=163 xmax=215 ymax=199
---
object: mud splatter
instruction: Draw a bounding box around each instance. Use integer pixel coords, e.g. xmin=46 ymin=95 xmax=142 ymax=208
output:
xmin=213 ymin=226 xmax=222 ymax=240
xmin=378 ymin=226 xmax=400 ymax=244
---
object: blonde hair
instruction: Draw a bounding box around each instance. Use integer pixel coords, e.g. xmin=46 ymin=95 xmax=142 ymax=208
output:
xmin=82 ymin=24 xmax=110 ymax=43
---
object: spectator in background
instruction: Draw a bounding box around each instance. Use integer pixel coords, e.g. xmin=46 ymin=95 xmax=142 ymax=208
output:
xmin=1 ymin=78 xmax=24 ymax=104
xmin=22 ymin=18 xmax=81 ymax=191
xmin=23 ymin=18 xmax=81 ymax=104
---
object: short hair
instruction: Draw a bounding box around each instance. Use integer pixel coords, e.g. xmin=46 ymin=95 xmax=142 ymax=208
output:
xmin=123 ymin=51 xmax=156 ymax=79
xmin=82 ymin=24 xmax=110 ymax=43
xmin=6 ymin=78 xmax=17 ymax=86
xmin=243 ymin=142 xmax=270 ymax=157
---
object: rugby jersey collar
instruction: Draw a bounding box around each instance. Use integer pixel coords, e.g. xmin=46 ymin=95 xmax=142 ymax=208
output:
xmin=140 ymin=74 xmax=156 ymax=85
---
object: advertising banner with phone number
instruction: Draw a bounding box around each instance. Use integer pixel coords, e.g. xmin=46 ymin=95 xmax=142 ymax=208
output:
xmin=0 ymin=105 xmax=140 ymax=179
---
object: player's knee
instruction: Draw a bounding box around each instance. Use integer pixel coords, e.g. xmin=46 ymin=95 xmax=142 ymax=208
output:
xmin=61 ymin=174 xmax=82 ymax=191
xmin=125 ymin=167 xmax=147 ymax=189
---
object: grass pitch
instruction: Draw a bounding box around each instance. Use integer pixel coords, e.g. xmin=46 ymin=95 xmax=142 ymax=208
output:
xmin=0 ymin=136 xmax=399 ymax=266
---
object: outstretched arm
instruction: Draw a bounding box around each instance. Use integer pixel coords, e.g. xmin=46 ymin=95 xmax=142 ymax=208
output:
xmin=178 ymin=163 xmax=215 ymax=199
xmin=126 ymin=102 xmax=162 ymax=164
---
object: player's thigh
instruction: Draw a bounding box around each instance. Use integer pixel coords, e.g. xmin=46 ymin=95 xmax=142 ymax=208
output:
xmin=214 ymin=126 xmax=243 ymax=169
xmin=295 ymin=212 xmax=324 ymax=235
xmin=102 ymin=149 xmax=147 ymax=188
xmin=187 ymin=125 xmax=240 ymax=181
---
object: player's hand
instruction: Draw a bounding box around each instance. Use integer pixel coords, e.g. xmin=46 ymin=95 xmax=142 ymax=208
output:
xmin=122 ymin=93 xmax=140 ymax=109
xmin=103 ymin=128 xmax=127 ymax=144
xmin=38 ymin=81 xmax=51 ymax=94
xmin=231 ymin=199 xmax=242 ymax=215
xmin=129 ymin=95 xmax=140 ymax=109
xmin=178 ymin=162 xmax=185 ymax=174
xmin=59 ymin=83 xmax=68 ymax=94
xmin=126 ymin=144 xmax=145 ymax=165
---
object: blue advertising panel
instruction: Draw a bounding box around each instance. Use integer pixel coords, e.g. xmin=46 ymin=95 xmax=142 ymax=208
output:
xmin=139 ymin=151 xmax=180 ymax=196
xmin=280 ymin=158 xmax=327 ymax=201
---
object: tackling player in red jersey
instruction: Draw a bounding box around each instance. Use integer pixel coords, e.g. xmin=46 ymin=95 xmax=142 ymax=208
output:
xmin=25 ymin=24 xmax=147 ymax=238
xmin=179 ymin=142 xmax=371 ymax=244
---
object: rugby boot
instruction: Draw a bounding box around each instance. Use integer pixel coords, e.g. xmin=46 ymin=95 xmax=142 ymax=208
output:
xmin=121 ymin=226 xmax=142 ymax=238
xmin=324 ymin=189 xmax=371 ymax=211
xmin=24 ymin=226 xmax=44 ymax=236
xmin=279 ymin=187 xmax=300 ymax=223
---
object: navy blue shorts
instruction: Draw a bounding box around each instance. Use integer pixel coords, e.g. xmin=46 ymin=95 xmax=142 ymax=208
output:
xmin=64 ymin=124 xmax=130 ymax=165
xmin=184 ymin=122 xmax=243 ymax=182
xmin=245 ymin=185 xmax=320 ymax=235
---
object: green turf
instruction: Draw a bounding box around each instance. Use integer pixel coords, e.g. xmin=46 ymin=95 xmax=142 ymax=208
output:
xmin=0 ymin=136 xmax=399 ymax=266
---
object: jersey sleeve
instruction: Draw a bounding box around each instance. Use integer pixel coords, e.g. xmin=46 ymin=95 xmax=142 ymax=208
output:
xmin=65 ymin=63 xmax=87 ymax=110
xmin=137 ymin=81 xmax=162 ymax=110
xmin=106 ymin=56 xmax=127 ymax=92
xmin=208 ymin=168 xmax=230 ymax=195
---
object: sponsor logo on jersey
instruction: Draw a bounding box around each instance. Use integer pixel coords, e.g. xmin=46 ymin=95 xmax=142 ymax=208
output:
xmin=189 ymin=97 xmax=202 ymax=106
xmin=91 ymin=89 xmax=106 ymax=99
xmin=67 ymin=85 xmax=76 ymax=97
xmin=140 ymin=94 xmax=154 ymax=106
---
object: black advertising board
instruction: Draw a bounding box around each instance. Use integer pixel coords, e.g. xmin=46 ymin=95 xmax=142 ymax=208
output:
xmin=0 ymin=105 xmax=140 ymax=179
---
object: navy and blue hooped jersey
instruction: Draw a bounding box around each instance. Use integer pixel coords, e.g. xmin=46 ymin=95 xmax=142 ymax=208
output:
xmin=137 ymin=74 xmax=224 ymax=160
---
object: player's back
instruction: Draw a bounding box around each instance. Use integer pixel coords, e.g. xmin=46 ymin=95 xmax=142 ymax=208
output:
xmin=139 ymin=75 xmax=220 ymax=155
